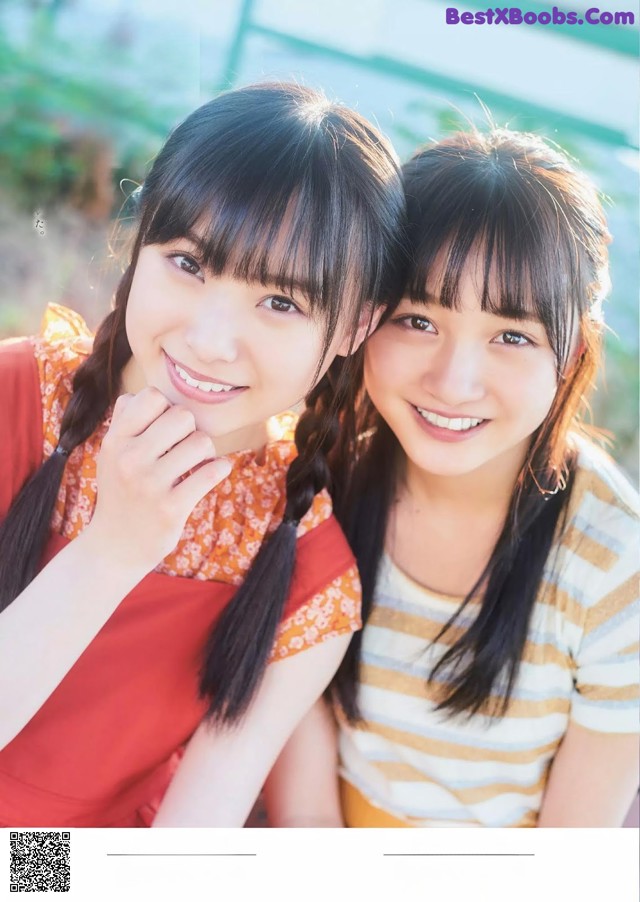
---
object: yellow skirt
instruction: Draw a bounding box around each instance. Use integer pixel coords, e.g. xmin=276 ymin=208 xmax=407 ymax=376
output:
xmin=340 ymin=778 xmax=412 ymax=828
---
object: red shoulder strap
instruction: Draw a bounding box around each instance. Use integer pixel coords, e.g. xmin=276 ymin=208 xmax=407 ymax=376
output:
xmin=0 ymin=339 xmax=43 ymax=520
xmin=284 ymin=514 xmax=356 ymax=617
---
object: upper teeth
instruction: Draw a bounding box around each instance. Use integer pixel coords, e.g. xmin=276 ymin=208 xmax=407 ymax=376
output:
xmin=416 ymin=408 xmax=483 ymax=431
xmin=174 ymin=364 xmax=236 ymax=393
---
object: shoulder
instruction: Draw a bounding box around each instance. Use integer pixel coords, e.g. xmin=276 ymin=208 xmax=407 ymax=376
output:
xmin=560 ymin=438 xmax=639 ymax=581
xmin=257 ymin=422 xmax=336 ymax=538
xmin=262 ymin=440 xmax=360 ymax=662
xmin=297 ymin=489 xmax=334 ymax=537
xmin=26 ymin=304 xmax=93 ymax=455
xmin=548 ymin=437 xmax=638 ymax=627
xmin=570 ymin=435 xmax=639 ymax=523
xmin=0 ymin=335 xmax=39 ymax=387
xmin=33 ymin=303 xmax=93 ymax=406
xmin=558 ymin=445 xmax=640 ymax=733
xmin=0 ymin=337 xmax=44 ymax=516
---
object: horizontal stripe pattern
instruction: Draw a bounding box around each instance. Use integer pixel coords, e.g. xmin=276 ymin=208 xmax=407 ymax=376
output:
xmin=339 ymin=440 xmax=640 ymax=827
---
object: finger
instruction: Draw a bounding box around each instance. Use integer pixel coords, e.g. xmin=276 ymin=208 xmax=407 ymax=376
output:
xmin=155 ymin=430 xmax=216 ymax=487
xmin=171 ymin=457 xmax=232 ymax=511
xmin=135 ymin=404 xmax=199 ymax=461
xmin=111 ymin=387 xmax=172 ymax=437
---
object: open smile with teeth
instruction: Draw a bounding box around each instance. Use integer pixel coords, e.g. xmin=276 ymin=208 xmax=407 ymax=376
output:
xmin=173 ymin=363 xmax=239 ymax=393
xmin=416 ymin=406 xmax=485 ymax=432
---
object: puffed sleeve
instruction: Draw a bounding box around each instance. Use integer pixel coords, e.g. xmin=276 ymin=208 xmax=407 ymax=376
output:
xmin=270 ymin=490 xmax=362 ymax=661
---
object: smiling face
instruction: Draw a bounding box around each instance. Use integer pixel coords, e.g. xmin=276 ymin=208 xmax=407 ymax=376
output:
xmin=365 ymin=250 xmax=562 ymax=486
xmin=123 ymin=238 xmax=358 ymax=455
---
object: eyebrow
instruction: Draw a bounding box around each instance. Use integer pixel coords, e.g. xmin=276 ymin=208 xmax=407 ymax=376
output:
xmin=178 ymin=231 xmax=313 ymax=299
xmin=257 ymin=275 xmax=314 ymax=298
xmin=180 ymin=230 xmax=208 ymax=256
xmin=412 ymin=293 xmax=543 ymax=325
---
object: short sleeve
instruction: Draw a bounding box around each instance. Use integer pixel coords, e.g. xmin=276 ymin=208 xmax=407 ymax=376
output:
xmin=271 ymin=563 xmax=362 ymax=661
xmin=571 ymin=531 xmax=640 ymax=734
xmin=270 ymin=491 xmax=362 ymax=661
xmin=34 ymin=304 xmax=93 ymax=459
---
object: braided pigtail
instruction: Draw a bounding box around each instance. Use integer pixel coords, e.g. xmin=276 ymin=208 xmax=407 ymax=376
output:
xmin=199 ymin=358 xmax=348 ymax=726
xmin=0 ymin=270 xmax=133 ymax=613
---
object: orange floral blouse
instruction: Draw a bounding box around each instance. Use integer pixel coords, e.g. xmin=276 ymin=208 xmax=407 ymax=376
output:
xmin=35 ymin=304 xmax=362 ymax=659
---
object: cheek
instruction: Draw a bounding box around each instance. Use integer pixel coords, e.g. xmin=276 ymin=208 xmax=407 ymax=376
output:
xmin=124 ymin=297 xmax=142 ymax=355
xmin=364 ymin=333 xmax=413 ymax=399
xmin=125 ymin=277 xmax=176 ymax=352
xmin=125 ymin=297 xmax=154 ymax=360
xmin=507 ymin=358 xmax=558 ymax=428
xmin=363 ymin=343 xmax=384 ymax=403
xmin=263 ymin=329 xmax=323 ymax=395
xmin=281 ymin=321 xmax=338 ymax=384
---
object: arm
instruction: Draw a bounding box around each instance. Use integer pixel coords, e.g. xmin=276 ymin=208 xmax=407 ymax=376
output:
xmin=537 ymin=486 xmax=640 ymax=827
xmin=264 ymin=697 xmax=343 ymax=827
xmin=537 ymin=721 xmax=639 ymax=827
xmin=0 ymin=388 xmax=229 ymax=749
xmin=152 ymin=634 xmax=350 ymax=827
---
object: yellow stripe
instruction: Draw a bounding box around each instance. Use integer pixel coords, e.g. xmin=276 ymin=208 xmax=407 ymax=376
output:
xmin=369 ymin=606 xmax=571 ymax=669
xmin=368 ymin=605 xmax=466 ymax=644
xmin=361 ymin=663 xmax=571 ymax=719
xmin=340 ymin=778 xmax=538 ymax=827
xmin=541 ymin=582 xmax=586 ymax=628
xmin=580 ymin=467 xmax=639 ymax=518
xmin=373 ymin=760 xmax=546 ymax=804
xmin=583 ymin=573 xmax=639 ymax=633
xmin=360 ymin=721 xmax=560 ymax=764
xmin=560 ymin=523 xmax=619 ymax=571
xmin=512 ymin=811 xmax=538 ymax=827
xmin=520 ymin=638 xmax=571 ymax=668
xmin=578 ymin=683 xmax=640 ymax=702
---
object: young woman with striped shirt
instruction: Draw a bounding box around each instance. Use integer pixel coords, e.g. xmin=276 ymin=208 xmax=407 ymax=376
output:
xmin=267 ymin=129 xmax=639 ymax=828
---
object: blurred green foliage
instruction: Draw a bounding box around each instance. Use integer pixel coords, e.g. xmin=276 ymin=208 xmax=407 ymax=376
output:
xmin=0 ymin=4 xmax=178 ymax=213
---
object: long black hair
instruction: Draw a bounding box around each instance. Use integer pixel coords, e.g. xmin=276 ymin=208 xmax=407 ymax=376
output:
xmin=0 ymin=83 xmax=406 ymax=725
xmin=333 ymin=128 xmax=610 ymax=720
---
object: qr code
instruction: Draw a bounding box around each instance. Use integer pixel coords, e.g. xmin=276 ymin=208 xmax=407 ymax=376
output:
xmin=9 ymin=831 xmax=70 ymax=893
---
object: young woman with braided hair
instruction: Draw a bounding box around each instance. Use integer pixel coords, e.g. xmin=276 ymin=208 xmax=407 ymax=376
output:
xmin=0 ymin=82 xmax=406 ymax=827
xmin=268 ymin=129 xmax=639 ymax=828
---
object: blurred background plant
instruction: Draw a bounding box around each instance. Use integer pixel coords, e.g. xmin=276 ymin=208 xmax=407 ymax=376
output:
xmin=1 ymin=0 xmax=637 ymax=478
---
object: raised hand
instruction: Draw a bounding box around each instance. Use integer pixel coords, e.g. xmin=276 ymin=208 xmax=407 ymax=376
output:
xmin=85 ymin=387 xmax=231 ymax=571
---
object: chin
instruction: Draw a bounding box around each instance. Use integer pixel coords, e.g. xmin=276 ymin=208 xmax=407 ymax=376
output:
xmin=413 ymin=458 xmax=482 ymax=478
xmin=404 ymin=442 xmax=490 ymax=478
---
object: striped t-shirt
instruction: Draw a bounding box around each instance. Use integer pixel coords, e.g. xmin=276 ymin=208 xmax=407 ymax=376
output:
xmin=338 ymin=440 xmax=639 ymax=827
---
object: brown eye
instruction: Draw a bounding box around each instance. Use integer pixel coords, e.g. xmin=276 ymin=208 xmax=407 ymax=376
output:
xmin=394 ymin=315 xmax=436 ymax=332
xmin=169 ymin=254 xmax=202 ymax=278
xmin=262 ymin=296 xmax=299 ymax=314
xmin=497 ymin=331 xmax=530 ymax=346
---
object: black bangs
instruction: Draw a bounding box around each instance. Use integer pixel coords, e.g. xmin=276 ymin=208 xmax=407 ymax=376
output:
xmin=134 ymin=84 xmax=406 ymax=365
xmin=401 ymin=133 xmax=602 ymax=371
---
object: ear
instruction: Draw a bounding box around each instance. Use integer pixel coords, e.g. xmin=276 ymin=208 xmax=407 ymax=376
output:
xmin=335 ymin=304 xmax=384 ymax=357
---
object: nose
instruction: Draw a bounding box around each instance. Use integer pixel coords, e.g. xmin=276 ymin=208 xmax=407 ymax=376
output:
xmin=422 ymin=338 xmax=485 ymax=407
xmin=184 ymin=298 xmax=240 ymax=364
